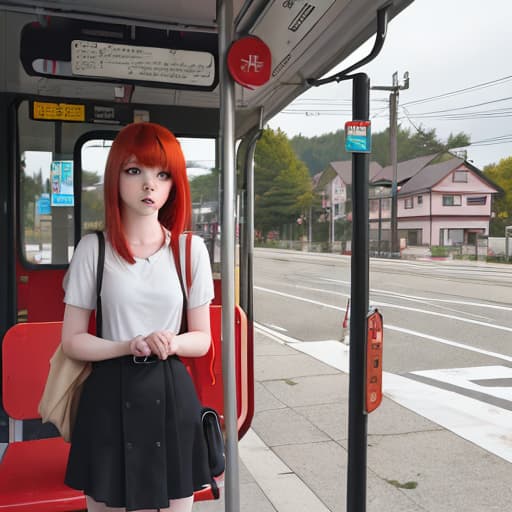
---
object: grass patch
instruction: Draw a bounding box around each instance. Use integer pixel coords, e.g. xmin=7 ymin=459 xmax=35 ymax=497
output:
xmin=385 ymin=479 xmax=418 ymax=490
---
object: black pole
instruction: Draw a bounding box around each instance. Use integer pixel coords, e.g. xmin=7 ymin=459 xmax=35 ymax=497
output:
xmin=346 ymin=72 xmax=370 ymax=512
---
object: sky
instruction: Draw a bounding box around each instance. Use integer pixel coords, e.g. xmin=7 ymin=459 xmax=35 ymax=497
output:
xmin=267 ymin=0 xmax=512 ymax=171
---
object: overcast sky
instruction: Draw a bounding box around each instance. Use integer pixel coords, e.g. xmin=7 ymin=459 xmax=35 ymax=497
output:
xmin=268 ymin=0 xmax=512 ymax=171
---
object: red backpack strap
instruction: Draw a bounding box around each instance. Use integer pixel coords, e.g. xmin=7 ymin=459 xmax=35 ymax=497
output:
xmin=177 ymin=232 xmax=216 ymax=386
xmin=185 ymin=231 xmax=193 ymax=291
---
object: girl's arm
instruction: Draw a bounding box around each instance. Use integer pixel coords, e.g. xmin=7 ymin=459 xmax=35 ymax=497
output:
xmin=174 ymin=303 xmax=211 ymax=358
xmin=61 ymin=304 xmax=146 ymax=361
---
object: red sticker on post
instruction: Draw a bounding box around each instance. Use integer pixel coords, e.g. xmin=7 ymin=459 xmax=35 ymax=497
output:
xmin=227 ymin=36 xmax=271 ymax=90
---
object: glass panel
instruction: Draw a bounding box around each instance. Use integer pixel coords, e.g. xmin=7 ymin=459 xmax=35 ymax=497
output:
xmin=18 ymin=101 xmax=75 ymax=265
xmin=81 ymin=139 xmax=110 ymax=235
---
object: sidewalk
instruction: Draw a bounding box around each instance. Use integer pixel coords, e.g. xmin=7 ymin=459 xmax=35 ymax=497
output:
xmin=196 ymin=330 xmax=512 ymax=512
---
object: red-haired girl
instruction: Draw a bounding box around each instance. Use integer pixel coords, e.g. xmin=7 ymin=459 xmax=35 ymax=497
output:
xmin=61 ymin=122 xmax=214 ymax=512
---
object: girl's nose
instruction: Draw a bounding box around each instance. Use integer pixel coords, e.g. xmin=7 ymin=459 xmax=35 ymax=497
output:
xmin=143 ymin=179 xmax=155 ymax=191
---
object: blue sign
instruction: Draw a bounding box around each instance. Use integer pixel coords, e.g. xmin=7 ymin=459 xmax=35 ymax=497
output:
xmin=345 ymin=121 xmax=372 ymax=153
xmin=36 ymin=193 xmax=51 ymax=215
xmin=51 ymin=160 xmax=75 ymax=207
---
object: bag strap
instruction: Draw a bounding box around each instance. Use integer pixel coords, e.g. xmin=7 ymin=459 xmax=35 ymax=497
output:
xmin=170 ymin=232 xmax=189 ymax=334
xmin=171 ymin=232 xmax=216 ymax=385
xmin=95 ymin=231 xmax=105 ymax=338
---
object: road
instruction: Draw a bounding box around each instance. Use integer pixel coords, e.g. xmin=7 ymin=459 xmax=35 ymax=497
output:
xmin=253 ymin=248 xmax=512 ymax=463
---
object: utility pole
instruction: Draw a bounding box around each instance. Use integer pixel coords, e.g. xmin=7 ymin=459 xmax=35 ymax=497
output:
xmin=371 ymin=71 xmax=409 ymax=257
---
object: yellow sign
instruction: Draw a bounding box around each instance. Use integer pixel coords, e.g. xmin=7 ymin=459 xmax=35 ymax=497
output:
xmin=33 ymin=102 xmax=85 ymax=122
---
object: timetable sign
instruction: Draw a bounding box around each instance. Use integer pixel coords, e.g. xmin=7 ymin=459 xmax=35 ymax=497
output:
xmin=345 ymin=120 xmax=371 ymax=153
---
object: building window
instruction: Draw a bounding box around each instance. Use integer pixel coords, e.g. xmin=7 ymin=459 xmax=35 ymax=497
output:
xmin=404 ymin=197 xmax=413 ymax=209
xmin=442 ymin=194 xmax=462 ymax=206
xmin=453 ymin=170 xmax=468 ymax=183
xmin=440 ymin=228 xmax=464 ymax=246
xmin=467 ymin=196 xmax=487 ymax=205
xmin=417 ymin=195 xmax=423 ymax=205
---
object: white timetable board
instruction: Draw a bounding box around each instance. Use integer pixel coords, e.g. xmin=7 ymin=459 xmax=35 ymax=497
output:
xmin=71 ymin=40 xmax=215 ymax=86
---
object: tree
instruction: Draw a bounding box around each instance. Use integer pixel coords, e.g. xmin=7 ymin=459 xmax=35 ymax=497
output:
xmin=288 ymin=125 xmax=471 ymax=174
xmin=290 ymin=130 xmax=348 ymax=176
xmin=255 ymin=128 xmax=314 ymax=239
xmin=371 ymin=126 xmax=470 ymax=166
xmin=484 ymin=157 xmax=512 ymax=236
xmin=189 ymin=168 xmax=219 ymax=204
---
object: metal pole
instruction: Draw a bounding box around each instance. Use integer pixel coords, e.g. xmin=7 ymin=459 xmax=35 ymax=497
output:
xmin=331 ymin=179 xmax=335 ymax=249
xmin=390 ymin=90 xmax=399 ymax=257
xmin=218 ymin=2 xmax=240 ymax=511
xmin=378 ymin=197 xmax=382 ymax=256
xmin=346 ymin=72 xmax=370 ymax=512
xmin=372 ymin=71 xmax=408 ymax=258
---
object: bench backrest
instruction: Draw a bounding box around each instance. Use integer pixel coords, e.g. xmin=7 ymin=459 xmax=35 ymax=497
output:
xmin=2 ymin=307 xmax=249 ymax=429
xmin=2 ymin=321 xmax=62 ymax=420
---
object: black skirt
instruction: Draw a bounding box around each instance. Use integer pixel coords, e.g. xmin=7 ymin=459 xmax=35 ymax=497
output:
xmin=65 ymin=355 xmax=211 ymax=511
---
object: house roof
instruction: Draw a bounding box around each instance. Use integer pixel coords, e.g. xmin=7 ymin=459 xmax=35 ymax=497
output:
xmin=311 ymin=171 xmax=323 ymax=188
xmin=372 ymin=154 xmax=438 ymax=184
xmin=398 ymin=157 xmax=464 ymax=195
xmin=328 ymin=160 xmax=383 ymax=185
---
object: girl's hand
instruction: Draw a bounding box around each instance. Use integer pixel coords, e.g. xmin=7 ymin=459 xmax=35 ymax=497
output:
xmin=130 ymin=335 xmax=151 ymax=357
xmin=144 ymin=331 xmax=177 ymax=360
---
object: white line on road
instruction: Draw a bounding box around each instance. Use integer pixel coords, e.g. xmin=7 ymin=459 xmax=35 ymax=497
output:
xmin=321 ymin=277 xmax=512 ymax=312
xmin=294 ymin=284 xmax=510 ymax=331
xmin=255 ymin=285 xmax=512 ymax=362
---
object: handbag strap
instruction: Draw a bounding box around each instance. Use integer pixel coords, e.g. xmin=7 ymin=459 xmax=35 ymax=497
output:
xmin=171 ymin=232 xmax=216 ymax=385
xmin=170 ymin=232 xmax=190 ymax=335
xmin=95 ymin=231 xmax=105 ymax=338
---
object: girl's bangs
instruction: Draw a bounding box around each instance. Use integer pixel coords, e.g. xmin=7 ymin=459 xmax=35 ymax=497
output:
xmin=127 ymin=131 xmax=169 ymax=171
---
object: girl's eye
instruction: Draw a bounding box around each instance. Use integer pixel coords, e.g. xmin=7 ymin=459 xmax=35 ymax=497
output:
xmin=157 ymin=171 xmax=171 ymax=180
xmin=125 ymin=167 xmax=140 ymax=175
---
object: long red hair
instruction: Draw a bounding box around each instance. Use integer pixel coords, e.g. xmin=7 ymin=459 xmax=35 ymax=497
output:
xmin=104 ymin=122 xmax=191 ymax=263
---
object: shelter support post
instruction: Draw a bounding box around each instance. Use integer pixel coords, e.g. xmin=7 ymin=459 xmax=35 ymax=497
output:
xmin=347 ymin=73 xmax=370 ymax=512
xmin=218 ymin=1 xmax=240 ymax=511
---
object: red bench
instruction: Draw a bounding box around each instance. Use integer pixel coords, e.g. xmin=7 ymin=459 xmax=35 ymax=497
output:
xmin=0 ymin=306 xmax=249 ymax=510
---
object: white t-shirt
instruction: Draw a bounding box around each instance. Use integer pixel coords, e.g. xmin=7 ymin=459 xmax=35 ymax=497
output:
xmin=63 ymin=232 xmax=214 ymax=342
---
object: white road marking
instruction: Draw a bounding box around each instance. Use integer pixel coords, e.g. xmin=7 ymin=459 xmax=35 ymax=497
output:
xmin=411 ymin=366 xmax=512 ymax=402
xmin=321 ymin=278 xmax=512 ymax=312
xmin=383 ymin=372 xmax=512 ymax=464
xmin=239 ymin=429 xmax=331 ymax=512
xmin=266 ymin=323 xmax=288 ymax=332
xmin=254 ymin=328 xmax=512 ymax=464
xmin=387 ymin=325 xmax=512 ymax=363
xmin=256 ymin=322 xmax=300 ymax=344
xmin=294 ymin=284 xmax=511 ymax=331
xmin=255 ymin=285 xmax=512 ymax=362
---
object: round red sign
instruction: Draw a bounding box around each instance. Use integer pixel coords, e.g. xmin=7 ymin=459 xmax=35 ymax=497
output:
xmin=227 ymin=36 xmax=271 ymax=89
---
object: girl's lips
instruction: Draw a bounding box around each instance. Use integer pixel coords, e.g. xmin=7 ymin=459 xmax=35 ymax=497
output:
xmin=142 ymin=198 xmax=154 ymax=204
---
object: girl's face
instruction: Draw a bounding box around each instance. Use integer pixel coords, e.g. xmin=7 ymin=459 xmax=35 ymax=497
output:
xmin=119 ymin=156 xmax=173 ymax=218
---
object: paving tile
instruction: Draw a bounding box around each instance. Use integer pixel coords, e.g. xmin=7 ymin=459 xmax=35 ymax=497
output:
xmin=254 ymin=381 xmax=287 ymax=413
xmin=367 ymin=430 xmax=512 ymax=512
xmin=255 ymin=353 xmax=336 ymax=382
xmin=263 ymin=373 xmax=346 ymax=408
xmin=252 ymin=407 xmax=329 ymax=447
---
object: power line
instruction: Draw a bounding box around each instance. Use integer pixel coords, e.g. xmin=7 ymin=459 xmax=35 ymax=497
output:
xmin=404 ymin=96 xmax=512 ymax=116
xmin=400 ymin=75 xmax=512 ymax=107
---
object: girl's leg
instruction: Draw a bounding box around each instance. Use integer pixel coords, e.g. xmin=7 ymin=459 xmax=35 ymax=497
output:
xmin=86 ymin=495 xmax=194 ymax=512
xmin=162 ymin=496 xmax=194 ymax=512
xmin=85 ymin=496 xmax=125 ymax=512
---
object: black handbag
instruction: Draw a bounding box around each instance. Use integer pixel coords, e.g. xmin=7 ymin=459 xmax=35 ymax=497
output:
xmin=201 ymin=407 xmax=225 ymax=478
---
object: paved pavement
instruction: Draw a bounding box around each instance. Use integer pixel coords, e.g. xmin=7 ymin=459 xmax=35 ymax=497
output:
xmin=196 ymin=328 xmax=512 ymax=512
